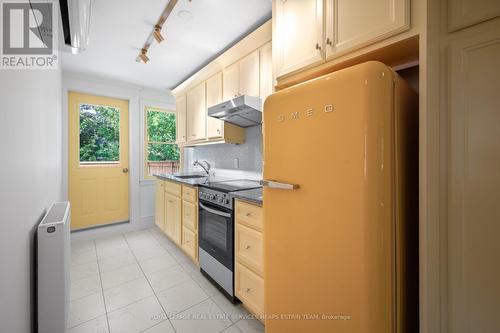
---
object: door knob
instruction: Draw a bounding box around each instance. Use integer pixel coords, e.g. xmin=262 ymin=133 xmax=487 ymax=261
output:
xmin=122 ymin=168 xmax=129 ymax=173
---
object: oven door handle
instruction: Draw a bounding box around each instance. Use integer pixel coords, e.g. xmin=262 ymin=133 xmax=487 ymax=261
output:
xmin=199 ymin=202 xmax=232 ymax=218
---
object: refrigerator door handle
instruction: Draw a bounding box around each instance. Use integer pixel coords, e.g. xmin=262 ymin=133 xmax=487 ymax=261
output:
xmin=260 ymin=180 xmax=299 ymax=190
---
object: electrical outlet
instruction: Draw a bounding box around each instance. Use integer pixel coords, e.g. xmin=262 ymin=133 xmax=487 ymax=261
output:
xmin=233 ymin=158 xmax=239 ymax=169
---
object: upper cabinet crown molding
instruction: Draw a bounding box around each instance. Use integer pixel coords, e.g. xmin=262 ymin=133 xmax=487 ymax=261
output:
xmin=448 ymin=0 xmax=500 ymax=32
xmin=273 ymin=0 xmax=411 ymax=80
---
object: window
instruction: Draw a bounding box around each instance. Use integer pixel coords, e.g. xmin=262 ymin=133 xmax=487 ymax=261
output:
xmin=145 ymin=107 xmax=180 ymax=178
xmin=80 ymin=103 xmax=120 ymax=163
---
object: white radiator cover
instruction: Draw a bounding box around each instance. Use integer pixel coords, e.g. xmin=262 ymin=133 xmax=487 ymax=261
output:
xmin=37 ymin=202 xmax=71 ymax=333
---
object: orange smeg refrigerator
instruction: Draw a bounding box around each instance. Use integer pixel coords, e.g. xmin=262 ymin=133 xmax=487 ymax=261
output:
xmin=262 ymin=62 xmax=419 ymax=333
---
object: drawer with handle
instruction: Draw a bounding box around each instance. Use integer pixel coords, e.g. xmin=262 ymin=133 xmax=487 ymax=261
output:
xmin=165 ymin=181 xmax=181 ymax=197
xmin=183 ymin=200 xmax=197 ymax=232
xmin=182 ymin=185 xmax=197 ymax=203
xmin=235 ymin=200 xmax=263 ymax=231
xmin=235 ymin=223 xmax=263 ymax=276
xmin=235 ymin=262 xmax=264 ymax=317
xmin=182 ymin=227 xmax=197 ymax=260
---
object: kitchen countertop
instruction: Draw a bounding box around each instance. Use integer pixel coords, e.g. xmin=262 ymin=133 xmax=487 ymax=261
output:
xmin=154 ymin=173 xmax=263 ymax=205
xmin=154 ymin=173 xmax=211 ymax=186
xmin=231 ymin=188 xmax=263 ymax=206
xmin=154 ymin=173 xmax=248 ymax=187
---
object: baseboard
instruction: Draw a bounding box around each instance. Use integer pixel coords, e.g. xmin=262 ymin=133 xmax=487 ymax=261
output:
xmin=140 ymin=215 xmax=155 ymax=227
xmin=70 ymin=216 xmax=155 ymax=241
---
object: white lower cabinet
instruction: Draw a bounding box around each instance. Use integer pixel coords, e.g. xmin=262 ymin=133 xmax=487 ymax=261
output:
xmin=234 ymin=199 xmax=265 ymax=321
xmin=155 ymin=180 xmax=199 ymax=263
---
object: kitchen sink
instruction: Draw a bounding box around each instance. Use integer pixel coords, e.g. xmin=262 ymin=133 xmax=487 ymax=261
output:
xmin=174 ymin=174 xmax=206 ymax=179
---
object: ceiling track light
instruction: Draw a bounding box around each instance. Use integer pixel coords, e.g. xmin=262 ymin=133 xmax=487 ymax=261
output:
xmin=139 ymin=49 xmax=149 ymax=63
xmin=153 ymin=25 xmax=164 ymax=43
xmin=136 ymin=0 xmax=184 ymax=63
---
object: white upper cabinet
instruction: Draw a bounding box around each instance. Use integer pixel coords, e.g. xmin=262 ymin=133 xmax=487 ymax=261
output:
xmin=239 ymin=50 xmax=261 ymax=97
xmin=273 ymin=0 xmax=410 ymax=78
xmin=223 ymin=63 xmax=240 ymax=100
xmin=259 ymin=43 xmax=274 ymax=102
xmin=186 ymin=82 xmax=206 ymax=142
xmin=274 ymin=0 xmax=324 ymax=78
xmin=175 ymin=95 xmax=186 ymax=144
xmin=206 ymin=73 xmax=223 ymax=139
xmin=259 ymin=42 xmax=273 ymax=103
xmin=448 ymin=0 xmax=500 ymax=32
xmin=325 ymin=0 xmax=409 ymax=60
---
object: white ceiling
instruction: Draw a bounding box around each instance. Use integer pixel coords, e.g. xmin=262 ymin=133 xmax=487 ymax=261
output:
xmin=60 ymin=0 xmax=272 ymax=90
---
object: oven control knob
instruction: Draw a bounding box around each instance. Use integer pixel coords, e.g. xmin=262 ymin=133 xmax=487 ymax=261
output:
xmin=217 ymin=197 xmax=223 ymax=203
xmin=209 ymin=194 xmax=214 ymax=200
xmin=223 ymin=198 xmax=230 ymax=204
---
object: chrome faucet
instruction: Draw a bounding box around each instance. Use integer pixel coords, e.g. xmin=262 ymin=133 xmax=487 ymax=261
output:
xmin=193 ymin=160 xmax=211 ymax=175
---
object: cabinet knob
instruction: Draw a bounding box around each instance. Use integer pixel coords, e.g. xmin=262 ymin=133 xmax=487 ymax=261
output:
xmin=246 ymin=212 xmax=251 ymax=217
xmin=245 ymin=245 xmax=251 ymax=250
xmin=326 ymin=37 xmax=332 ymax=46
xmin=245 ymin=288 xmax=251 ymax=293
xmin=315 ymin=43 xmax=321 ymax=50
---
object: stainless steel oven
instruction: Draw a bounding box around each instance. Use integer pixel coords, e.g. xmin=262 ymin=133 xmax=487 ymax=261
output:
xmin=197 ymin=180 xmax=261 ymax=302
xmin=199 ymin=200 xmax=233 ymax=270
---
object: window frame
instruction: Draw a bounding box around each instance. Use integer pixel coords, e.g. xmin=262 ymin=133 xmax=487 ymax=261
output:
xmin=78 ymin=102 xmax=121 ymax=165
xmin=143 ymin=106 xmax=179 ymax=180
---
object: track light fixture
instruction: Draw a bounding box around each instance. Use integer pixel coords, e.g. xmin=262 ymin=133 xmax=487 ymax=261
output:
xmin=153 ymin=25 xmax=164 ymax=43
xmin=136 ymin=0 xmax=187 ymax=63
xmin=139 ymin=49 xmax=149 ymax=63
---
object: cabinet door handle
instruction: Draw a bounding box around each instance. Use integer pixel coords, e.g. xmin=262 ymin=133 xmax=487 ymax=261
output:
xmin=168 ymin=200 xmax=173 ymax=203
xmin=246 ymin=212 xmax=252 ymax=217
xmin=326 ymin=37 xmax=332 ymax=46
xmin=245 ymin=288 xmax=251 ymax=293
xmin=245 ymin=245 xmax=251 ymax=250
xmin=315 ymin=43 xmax=321 ymax=50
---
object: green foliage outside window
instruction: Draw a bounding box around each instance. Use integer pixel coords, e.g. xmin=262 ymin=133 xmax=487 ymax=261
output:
xmin=80 ymin=104 xmax=120 ymax=162
xmin=146 ymin=110 xmax=180 ymax=162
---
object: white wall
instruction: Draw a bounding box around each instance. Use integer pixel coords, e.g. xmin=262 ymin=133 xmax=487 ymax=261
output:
xmin=0 ymin=69 xmax=63 ymax=332
xmin=62 ymin=72 xmax=175 ymax=240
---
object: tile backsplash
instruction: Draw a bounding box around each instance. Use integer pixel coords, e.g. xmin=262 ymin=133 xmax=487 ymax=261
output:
xmin=183 ymin=125 xmax=263 ymax=173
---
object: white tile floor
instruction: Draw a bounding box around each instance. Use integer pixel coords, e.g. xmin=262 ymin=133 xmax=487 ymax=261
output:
xmin=68 ymin=227 xmax=264 ymax=333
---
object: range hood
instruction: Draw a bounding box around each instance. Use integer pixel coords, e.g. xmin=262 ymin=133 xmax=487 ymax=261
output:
xmin=208 ymin=95 xmax=262 ymax=128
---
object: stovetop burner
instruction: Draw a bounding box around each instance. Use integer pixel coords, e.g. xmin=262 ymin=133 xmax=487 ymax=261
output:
xmin=199 ymin=179 xmax=262 ymax=209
